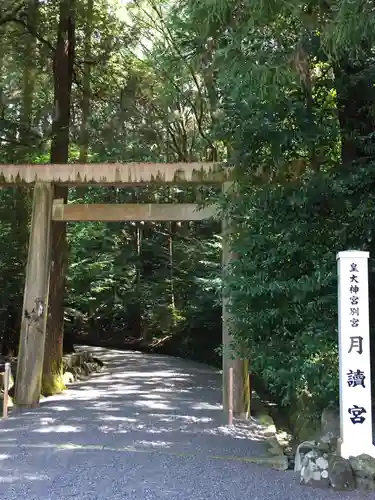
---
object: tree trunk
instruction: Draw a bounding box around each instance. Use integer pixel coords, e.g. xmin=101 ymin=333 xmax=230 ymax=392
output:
xmin=79 ymin=0 xmax=93 ymax=163
xmin=77 ymin=0 xmax=93 ymax=199
xmin=42 ymin=0 xmax=75 ymax=396
xmin=334 ymin=53 xmax=375 ymax=168
xmin=21 ymin=0 xmax=38 ymax=149
xmin=136 ymin=224 xmax=146 ymax=342
xmin=169 ymin=221 xmax=175 ymax=311
xmin=7 ymin=0 xmax=38 ymax=356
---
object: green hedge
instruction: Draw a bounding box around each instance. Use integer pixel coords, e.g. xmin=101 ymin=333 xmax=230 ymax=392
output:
xmin=225 ymin=165 xmax=375 ymax=414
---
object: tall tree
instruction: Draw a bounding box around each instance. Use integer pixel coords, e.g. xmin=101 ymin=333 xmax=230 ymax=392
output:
xmin=42 ymin=0 xmax=76 ymax=395
xmin=78 ymin=0 xmax=93 ymax=164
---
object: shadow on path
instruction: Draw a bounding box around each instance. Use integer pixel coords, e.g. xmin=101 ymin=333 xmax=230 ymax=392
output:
xmin=0 ymin=347 xmax=374 ymax=500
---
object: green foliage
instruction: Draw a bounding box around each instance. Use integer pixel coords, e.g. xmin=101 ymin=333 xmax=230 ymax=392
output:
xmin=0 ymin=187 xmax=30 ymax=353
xmin=1 ymin=0 xmax=375 ymax=427
xmin=65 ymin=186 xmax=222 ymax=364
xmin=178 ymin=0 xmax=375 ymax=417
xmin=0 ymin=0 xmax=224 ymax=367
xmin=226 ymin=165 xmax=375 ymax=410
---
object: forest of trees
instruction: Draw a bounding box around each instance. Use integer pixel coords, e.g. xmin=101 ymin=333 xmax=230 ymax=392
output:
xmin=1 ymin=0 xmax=375 ymax=428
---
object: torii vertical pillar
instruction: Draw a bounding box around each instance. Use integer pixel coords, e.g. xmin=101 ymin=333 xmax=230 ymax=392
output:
xmin=222 ymin=181 xmax=245 ymax=418
xmin=15 ymin=182 xmax=53 ymax=407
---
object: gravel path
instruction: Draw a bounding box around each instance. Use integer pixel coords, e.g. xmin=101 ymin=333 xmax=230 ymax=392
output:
xmin=0 ymin=347 xmax=375 ymax=500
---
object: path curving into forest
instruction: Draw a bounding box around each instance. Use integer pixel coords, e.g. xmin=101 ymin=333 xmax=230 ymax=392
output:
xmin=0 ymin=347 xmax=374 ymax=500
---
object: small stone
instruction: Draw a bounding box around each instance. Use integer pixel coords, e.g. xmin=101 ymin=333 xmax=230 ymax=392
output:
xmin=295 ymin=441 xmax=320 ymax=472
xmin=321 ymin=470 xmax=328 ymax=479
xmin=310 ymin=460 xmax=318 ymax=471
xmin=355 ymin=477 xmax=375 ymax=491
xmin=300 ymin=451 xmax=330 ymax=488
xmin=328 ymin=455 xmax=355 ymax=491
xmin=316 ymin=457 xmax=329 ymax=470
xmin=349 ymin=454 xmax=375 ymax=479
xmin=320 ymin=406 xmax=340 ymax=451
xmin=317 ymin=441 xmax=330 ymax=452
xmin=63 ymin=371 xmax=74 ymax=384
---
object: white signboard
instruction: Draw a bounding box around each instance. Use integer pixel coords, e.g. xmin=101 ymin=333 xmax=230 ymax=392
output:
xmin=337 ymin=250 xmax=375 ymax=458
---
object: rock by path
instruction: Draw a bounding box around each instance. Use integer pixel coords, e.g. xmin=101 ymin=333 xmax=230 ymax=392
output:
xmin=0 ymin=347 xmax=374 ymax=500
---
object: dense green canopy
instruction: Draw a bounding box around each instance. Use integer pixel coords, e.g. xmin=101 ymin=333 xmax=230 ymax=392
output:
xmin=1 ymin=0 xmax=375 ymax=424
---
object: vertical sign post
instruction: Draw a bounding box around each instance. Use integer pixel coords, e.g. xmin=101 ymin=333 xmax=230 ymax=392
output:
xmin=337 ymin=250 xmax=375 ymax=458
xmin=2 ymin=363 xmax=10 ymax=419
xmin=228 ymin=367 xmax=233 ymax=426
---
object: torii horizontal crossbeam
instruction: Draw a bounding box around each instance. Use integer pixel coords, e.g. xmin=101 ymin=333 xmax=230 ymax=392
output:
xmin=0 ymin=163 xmax=230 ymax=186
xmin=52 ymin=202 xmax=217 ymax=221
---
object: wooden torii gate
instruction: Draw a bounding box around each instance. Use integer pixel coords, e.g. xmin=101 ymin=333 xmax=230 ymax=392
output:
xmin=0 ymin=163 xmax=246 ymax=417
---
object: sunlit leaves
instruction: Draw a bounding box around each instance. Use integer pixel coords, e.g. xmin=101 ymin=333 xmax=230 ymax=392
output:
xmin=225 ymin=164 xmax=375 ymax=408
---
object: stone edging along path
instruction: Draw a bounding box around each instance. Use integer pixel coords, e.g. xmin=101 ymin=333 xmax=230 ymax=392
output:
xmin=61 ymin=349 xmax=104 ymax=384
xmin=0 ymin=348 xmax=104 ymax=415
xmin=248 ymin=390 xmax=289 ymax=470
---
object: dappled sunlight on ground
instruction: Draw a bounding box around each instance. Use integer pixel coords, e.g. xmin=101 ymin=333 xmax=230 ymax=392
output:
xmin=0 ymin=348 xmax=270 ymax=455
xmin=0 ymin=348 xmax=370 ymax=499
xmin=0 ymin=472 xmax=51 ymax=484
